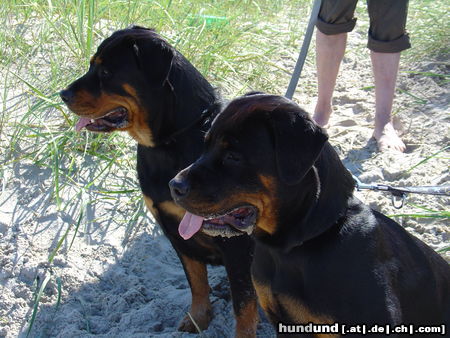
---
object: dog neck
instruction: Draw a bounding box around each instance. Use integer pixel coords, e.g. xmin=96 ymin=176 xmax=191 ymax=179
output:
xmin=256 ymin=143 xmax=355 ymax=253
xmin=146 ymin=57 xmax=218 ymax=148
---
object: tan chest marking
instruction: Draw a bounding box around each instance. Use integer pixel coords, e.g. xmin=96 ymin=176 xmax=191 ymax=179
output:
xmin=143 ymin=195 xmax=159 ymax=221
xmin=253 ymin=280 xmax=338 ymax=337
xmin=158 ymin=200 xmax=186 ymax=221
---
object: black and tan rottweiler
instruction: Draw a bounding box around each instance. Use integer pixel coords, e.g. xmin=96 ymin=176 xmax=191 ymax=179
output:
xmin=60 ymin=26 xmax=258 ymax=337
xmin=170 ymin=93 xmax=450 ymax=336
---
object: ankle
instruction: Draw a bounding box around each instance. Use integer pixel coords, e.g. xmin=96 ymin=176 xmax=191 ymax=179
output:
xmin=374 ymin=119 xmax=394 ymax=139
xmin=313 ymin=103 xmax=332 ymax=127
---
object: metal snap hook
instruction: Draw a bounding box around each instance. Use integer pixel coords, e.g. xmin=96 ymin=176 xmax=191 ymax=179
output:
xmin=391 ymin=193 xmax=406 ymax=209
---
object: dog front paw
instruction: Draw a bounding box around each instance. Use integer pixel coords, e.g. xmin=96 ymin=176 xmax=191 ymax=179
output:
xmin=177 ymin=307 xmax=212 ymax=333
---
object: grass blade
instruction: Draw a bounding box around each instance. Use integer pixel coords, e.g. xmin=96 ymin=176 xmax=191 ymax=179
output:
xmin=70 ymin=209 xmax=84 ymax=250
xmin=27 ymin=273 xmax=52 ymax=337
xmin=407 ymin=146 xmax=449 ymax=173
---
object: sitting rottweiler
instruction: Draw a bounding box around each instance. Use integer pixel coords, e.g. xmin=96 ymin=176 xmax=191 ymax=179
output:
xmin=60 ymin=26 xmax=257 ymax=337
xmin=170 ymin=93 xmax=450 ymax=335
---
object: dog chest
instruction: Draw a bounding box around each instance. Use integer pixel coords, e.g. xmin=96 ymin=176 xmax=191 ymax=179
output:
xmin=251 ymin=245 xmax=336 ymax=327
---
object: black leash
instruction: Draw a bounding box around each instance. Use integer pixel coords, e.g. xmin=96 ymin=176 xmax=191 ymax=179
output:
xmin=285 ymin=0 xmax=322 ymax=99
xmin=352 ymin=175 xmax=450 ymax=209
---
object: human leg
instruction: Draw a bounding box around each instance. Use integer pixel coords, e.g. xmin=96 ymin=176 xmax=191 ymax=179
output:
xmin=371 ymin=51 xmax=405 ymax=152
xmin=313 ymin=31 xmax=347 ymax=127
xmin=367 ymin=0 xmax=410 ymax=151
xmin=314 ymin=0 xmax=358 ymax=127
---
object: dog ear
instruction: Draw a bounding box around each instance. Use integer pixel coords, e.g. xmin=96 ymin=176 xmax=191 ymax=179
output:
xmin=270 ymin=108 xmax=328 ymax=185
xmin=244 ymin=91 xmax=264 ymax=97
xmin=132 ymin=36 xmax=174 ymax=87
xmin=127 ymin=25 xmax=154 ymax=31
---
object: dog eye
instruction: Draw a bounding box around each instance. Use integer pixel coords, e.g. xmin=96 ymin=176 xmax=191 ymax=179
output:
xmin=99 ymin=68 xmax=112 ymax=80
xmin=223 ymin=151 xmax=242 ymax=165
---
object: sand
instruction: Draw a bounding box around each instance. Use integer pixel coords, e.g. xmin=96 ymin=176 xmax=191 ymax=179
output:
xmin=0 ymin=25 xmax=448 ymax=338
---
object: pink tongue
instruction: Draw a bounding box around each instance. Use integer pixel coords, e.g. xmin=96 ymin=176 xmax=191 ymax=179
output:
xmin=75 ymin=117 xmax=92 ymax=132
xmin=178 ymin=212 xmax=204 ymax=240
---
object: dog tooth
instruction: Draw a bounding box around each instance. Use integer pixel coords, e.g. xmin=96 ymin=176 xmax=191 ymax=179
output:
xmin=90 ymin=119 xmax=95 ymax=123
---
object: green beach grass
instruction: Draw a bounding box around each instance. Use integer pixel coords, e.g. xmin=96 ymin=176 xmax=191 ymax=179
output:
xmin=0 ymin=0 xmax=314 ymax=243
xmin=1 ymin=0 xmax=448 ymax=200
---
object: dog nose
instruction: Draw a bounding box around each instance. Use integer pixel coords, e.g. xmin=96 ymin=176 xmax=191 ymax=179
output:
xmin=169 ymin=178 xmax=190 ymax=200
xmin=60 ymin=89 xmax=74 ymax=104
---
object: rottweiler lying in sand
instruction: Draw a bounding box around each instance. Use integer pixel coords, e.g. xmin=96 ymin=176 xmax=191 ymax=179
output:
xmin=60 ymin=26 xmax=257 ymax=337
xmin=170 ymin=93 xmax=450 ymax=336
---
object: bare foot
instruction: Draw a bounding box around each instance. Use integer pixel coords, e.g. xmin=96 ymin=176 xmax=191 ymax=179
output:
xmin=373 ymin=122 xmax=406 ymax=152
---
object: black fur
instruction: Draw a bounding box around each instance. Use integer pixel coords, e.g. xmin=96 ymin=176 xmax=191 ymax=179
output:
xmin=61 ymin=26 xmax=257 ymax=336
xmin=171 ymin=93 xmax=450 ymax=336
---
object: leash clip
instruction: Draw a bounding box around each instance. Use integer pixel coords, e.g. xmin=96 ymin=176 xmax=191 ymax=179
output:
xmin=391 ymin=192 xmax=406 ymax=209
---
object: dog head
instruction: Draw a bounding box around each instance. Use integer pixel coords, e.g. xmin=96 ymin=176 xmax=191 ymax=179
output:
xmin=169 ymin=93 xmax=329 ymax=243
xmin=60 ymin=26 xmax=178 ymax=147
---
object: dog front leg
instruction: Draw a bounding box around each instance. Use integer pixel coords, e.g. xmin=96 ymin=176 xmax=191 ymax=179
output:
xmin=222 ymin=238 xmax=258 ymax=338
xmin=178 ymin=254 xmax=213 ymax=332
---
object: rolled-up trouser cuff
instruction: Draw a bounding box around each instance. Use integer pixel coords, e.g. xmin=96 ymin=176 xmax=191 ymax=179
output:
xmin=368 ymin=33 xmax=411 ymax=53
xmin=316 ymin=17 xmax=357 ymax=35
